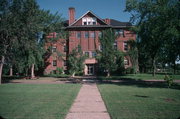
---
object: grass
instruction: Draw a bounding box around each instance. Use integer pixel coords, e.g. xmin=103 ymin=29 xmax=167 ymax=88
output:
xmin=98 ymin=83 xmax=180 ymax=119
xmin=0 ymin=84 xmax=81 ymax=119
xmin=98 ymin=73 xmax=180 ymax=80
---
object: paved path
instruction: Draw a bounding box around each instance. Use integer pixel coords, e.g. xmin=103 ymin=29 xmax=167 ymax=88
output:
xmin=65 ymin=83 xmax=111 ymax=119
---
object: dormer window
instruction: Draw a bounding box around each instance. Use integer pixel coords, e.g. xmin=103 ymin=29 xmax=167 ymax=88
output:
xmin=82 ymin=17 xmax=97 ymax=25
xmin=83 ymin=22 xmax=87 ymax=25
xmin=93 ymin=22 xmax=96 ymax=25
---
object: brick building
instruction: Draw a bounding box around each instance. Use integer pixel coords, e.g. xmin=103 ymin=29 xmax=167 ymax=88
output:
xmin=44 ymin=7 xmax=136 ymax=75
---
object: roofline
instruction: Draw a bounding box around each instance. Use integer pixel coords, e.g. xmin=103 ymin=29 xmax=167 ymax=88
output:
xmin=111 ymin=26 xmax=133 ymax=28
xmin=65 ymin=25 xmax=134 ymax=30
xmin=66 ymin=25 xmax=111 ymax=29
xmin=69 ymin=10 xmax=108 ymax=26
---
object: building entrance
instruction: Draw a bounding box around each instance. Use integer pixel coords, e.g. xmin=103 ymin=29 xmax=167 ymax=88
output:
xmin=87 ymin=64 xmax=94 ymax=75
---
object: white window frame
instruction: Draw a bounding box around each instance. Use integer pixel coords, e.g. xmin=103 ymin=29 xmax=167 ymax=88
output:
xmin=123 ymin=41 xmax=128 ymax=51
xmin=82 ymin=17 xmax=97 ymax=25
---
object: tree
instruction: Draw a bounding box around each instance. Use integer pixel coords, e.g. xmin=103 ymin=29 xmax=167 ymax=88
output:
xmin=0 ymin=0 xmax=21 ymax=84
xmin=67 ymin=45 xmax=86 ymax=77
xmin=97 ymin=28 xmax=120 ymax=77
xmin=127 ymin=39 xmax=139 ymax=73
xmin=125 ymin=0 xmax=180 ymax=76
xmin=0 ymin=0 xmax=64 ymax=83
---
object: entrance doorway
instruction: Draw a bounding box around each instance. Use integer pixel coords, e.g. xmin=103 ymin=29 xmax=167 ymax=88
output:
xmin=87 ymin=64 xmax=94 ymax=75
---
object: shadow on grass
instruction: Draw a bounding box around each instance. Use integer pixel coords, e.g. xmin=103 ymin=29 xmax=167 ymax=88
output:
xmin=98 ymin=78 xmax=180 ymax=90
xmin=0 ymin=116 xmax=6 ymax=119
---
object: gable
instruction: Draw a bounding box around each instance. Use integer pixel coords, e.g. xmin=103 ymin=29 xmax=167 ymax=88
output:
xmin=70 ymin=11 xmax=108 ymax=26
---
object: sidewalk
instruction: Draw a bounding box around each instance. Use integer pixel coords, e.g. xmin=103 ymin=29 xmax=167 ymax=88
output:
xmin=65 ymin=83 xmax=111 ymax=119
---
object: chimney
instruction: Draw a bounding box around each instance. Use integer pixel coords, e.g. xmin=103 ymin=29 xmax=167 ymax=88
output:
xmin=69 ymin=7 xmax=75 ymax=25
xmin=104 ymin=18 xmax=110 ymax=25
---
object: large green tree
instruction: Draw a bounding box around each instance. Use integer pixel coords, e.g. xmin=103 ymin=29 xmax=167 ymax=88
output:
xmin=127 ymin=39 xmax=139 ymax=73
xmin=67 ymin=45 xmax=86 ymax=77
xmin=97 ymin=28 xmax=123 ymax=77
xmin=0 ymin=0 xmax=64 ymax=83
xmin=125 ymin=0 xmax=180 ymax=76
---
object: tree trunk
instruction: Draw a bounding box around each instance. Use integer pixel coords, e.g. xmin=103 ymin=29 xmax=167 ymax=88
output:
xmin=107 ymin=70 xmax=110 ymax=77
xmin=31 ymin=64 xmax=35 ymax=79
xmin=173 ymin=60 xmax=176 ymax=74
xmin=71 ymin=72 xmax=75 ymax=77
xmin=0 ymin=56 xmax=5 ymax=84
xmin=152 ymin=58 xmax=156 ymax=77
xmin=9 ymin=66 xmax=13 ymax=76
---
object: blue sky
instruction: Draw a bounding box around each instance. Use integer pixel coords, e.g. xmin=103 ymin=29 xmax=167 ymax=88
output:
xmin=36 ymin=0 xmax=131 ymax=22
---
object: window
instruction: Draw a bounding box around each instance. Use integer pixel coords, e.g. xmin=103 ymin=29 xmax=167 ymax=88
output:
xmin=63 ymin=45 xmax=67 ymax=52
xmin=90 ymin=32 xmax=95 ymax=38
xmin=83 ymin=22 xmax=87 ymax=25
xmin=63 ymin=60 xmax=67 ymax=66
xmin=52 ymin=46 xmax=56 ymax=52
xmin=98 ymin=32 xmax=102 ymax=38
xmin=85 ymin=52 xmax=89 ymax=57
xmin=77 ymin=32 xmax=81 ymax=39
xmin=92 ymin=52 xmax=97 ymax=57
xmin=82 ymin=17 xmax=97 ymax=25
xmin=52 ymin=60 xmax=57 ymax=66
xmin=124 ymin=58 xmax=129 ymax=65
xmin=85 ymin=32 xmax=89 ymax=38
xmin=120 ymin=30 xmax=124 ymax=36
xmin=116 ymin=29 xmax=124 ymax=37
xmin=88 ymin=22 xmax=91 ymax=25
xmin=124 ymin=41 xmax=128 ymax=51
xmin=99 ymin=45 xmax=102 ymax=51
xmin=114 ymin=41 xmax=117 ymax=50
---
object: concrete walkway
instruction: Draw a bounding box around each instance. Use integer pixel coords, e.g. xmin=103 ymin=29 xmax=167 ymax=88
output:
xmin=65 ymin=83 xmax=111 ymax=119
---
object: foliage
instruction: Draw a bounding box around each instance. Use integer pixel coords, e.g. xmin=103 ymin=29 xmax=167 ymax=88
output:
xmin=56 ymin=67 xmax=64 ymax=75
xmin=125 ymin=0 xmax=180 ymax=76
xmin=44 ymin=73 xmax=70 ymax=78
xmin=97 ymin=73 xmax=180 ymax=80
xmin=0 ymin=0 xmax=64 ymax=82
xmin=125 ymin=67 xmax=136 ymax=74
xmin=67 ymin=45 xmax=86 ymax=76
xmin=127 ymin=39 xmax=139 ymax=73
xmin=164 ymin=75 xmax=174 ymax=88
xmin=97 ymin=28 xmax=124 ymax=76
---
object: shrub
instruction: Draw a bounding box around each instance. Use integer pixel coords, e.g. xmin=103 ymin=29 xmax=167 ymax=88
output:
xmin=56 ymin=67 xmax=64 ymax=74
xmin=125 ymin=67 xmax=135 ymax=74
xmin=164 ymin=75 xmax=173 ymax=88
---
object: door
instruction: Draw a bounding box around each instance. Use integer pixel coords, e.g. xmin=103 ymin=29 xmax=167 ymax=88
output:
xmin=87 ymin=64 xmax=94 ymax=75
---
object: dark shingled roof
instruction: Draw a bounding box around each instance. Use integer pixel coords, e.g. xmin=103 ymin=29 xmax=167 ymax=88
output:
xmin=109 ymin=19 xmax=132 ymax=27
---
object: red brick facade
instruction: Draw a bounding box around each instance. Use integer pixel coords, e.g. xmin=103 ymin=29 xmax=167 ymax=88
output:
xmin=44 ymin=8 xmax=136 ymax=75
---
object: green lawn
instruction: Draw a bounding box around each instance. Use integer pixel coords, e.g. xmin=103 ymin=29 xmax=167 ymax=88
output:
xmin=98 ymin=83 xmax=180 ymax=119
xmin=0 ymin=84 xmax=81 ymax=119
xmin=98 ymin=73 xmax=180 ymax=80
